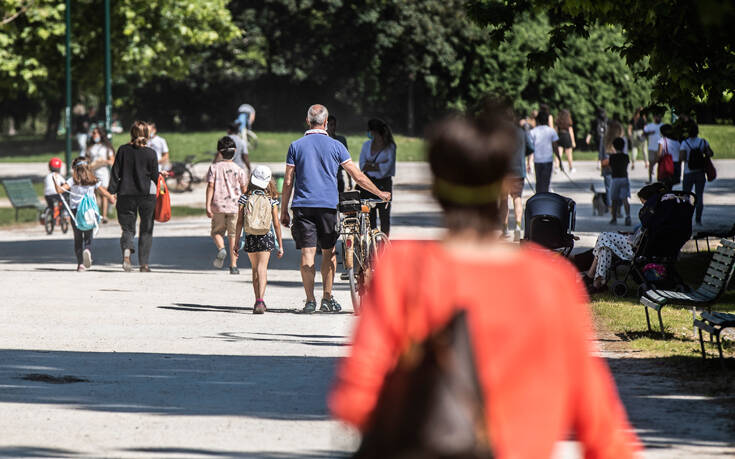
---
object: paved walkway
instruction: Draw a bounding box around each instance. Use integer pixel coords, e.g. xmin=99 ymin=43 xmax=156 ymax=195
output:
xmin=0 ymin=160 xmax=734 ymax=457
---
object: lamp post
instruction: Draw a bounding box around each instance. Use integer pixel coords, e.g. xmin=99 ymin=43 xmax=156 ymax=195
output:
xmin=64 ymin=0 xmax=72 ymax=177
xmin=104 ymin=0 xmax=112 ymax=138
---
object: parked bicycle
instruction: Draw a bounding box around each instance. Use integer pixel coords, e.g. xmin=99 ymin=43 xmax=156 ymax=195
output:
xmin=41 ymin=198 xmax=69 ymax=235
xmin=338 ymin=190 xmax=390 ymax=313
xmin=166 ymin=153 xmax=215 ymax=192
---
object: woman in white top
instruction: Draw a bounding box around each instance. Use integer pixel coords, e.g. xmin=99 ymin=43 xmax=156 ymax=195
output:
xmin=359 ymin=118 xmax=396 ymax=236
xmin=85 ymin=127 xmax=115 ymax=223
xmin=679 ymin=121 xmax=712 ymax=225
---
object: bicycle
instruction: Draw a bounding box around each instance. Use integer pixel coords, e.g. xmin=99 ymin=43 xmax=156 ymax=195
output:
xmin=166 ymin=153 xmax=215 ymax=192
xmin=40 ymin=199 xmax=70 ymax=235
xmin=338 ymin=190 xmax=390 ymax=314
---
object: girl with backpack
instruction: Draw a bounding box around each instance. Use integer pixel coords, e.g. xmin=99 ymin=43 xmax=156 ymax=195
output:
xmin=680 ymin=121 xmax=713 ymax=225
xmin=234 ymin=165 xmax=284 ymax=314
xmin=54 ymin=157 xmax=116 ymax=271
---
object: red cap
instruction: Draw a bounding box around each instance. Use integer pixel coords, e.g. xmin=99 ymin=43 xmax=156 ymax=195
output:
xmin=49 ymin=157 xmax=63 ymax=170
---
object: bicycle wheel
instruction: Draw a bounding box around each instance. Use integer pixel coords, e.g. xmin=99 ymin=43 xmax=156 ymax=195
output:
xmin=344 ymin=238 xmax=361 ymax=313
xmin=44 ymin=210 xmax=54 ymax=234
xmin=60 ymin=217 xmax=69 ymax=234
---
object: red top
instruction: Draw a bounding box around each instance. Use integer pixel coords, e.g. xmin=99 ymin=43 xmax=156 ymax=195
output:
xmin=330 ymin=241 xmax=640 ymax=459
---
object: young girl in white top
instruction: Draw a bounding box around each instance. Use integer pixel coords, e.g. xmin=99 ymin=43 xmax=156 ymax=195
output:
xmin=235 ymin=165 xmax=284 ymax=314
xmin=54 ymin=157 xmax=116 ymax=271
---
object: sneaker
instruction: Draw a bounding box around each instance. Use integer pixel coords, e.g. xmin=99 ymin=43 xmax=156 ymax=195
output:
xmin=320 ymin=297 xmax=342 ymax=313
xmin=76 ymin=264 xmax=86 ymax=272
xmin=230 ymin=267 xmax=240 ymax=275
xmin=122 ymin=249 xmax=133 ymax=272
xmin=213 ymin=248 xmax=227 ymax=268
xmin=340 ymin=272 xmax=350 ymax=281
xmin=302 ymin=300 xmax=317 ymax=314
xmin=609 ymin=217 xmax=617 ymax=225
xmin=625 ymin=216 xmax=631 ymax=226
xmin=570 ymin=168 xmax=577 ymax=174
xmin=514 ymin=229 xmax=521 ymax=242
xmin=140 ymin=265 xmax=151 ymax=273
xmin=82 ymin=249 xmax=92 ymax=269
xmin=254 ymin=300 xmax=266 ymax=314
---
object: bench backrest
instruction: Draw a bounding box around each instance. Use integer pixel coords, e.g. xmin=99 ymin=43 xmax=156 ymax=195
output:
xmin=700 ymin=239 xmax=735 ymax=299
xmin=1 ymin=179 xmax=41 ymax=208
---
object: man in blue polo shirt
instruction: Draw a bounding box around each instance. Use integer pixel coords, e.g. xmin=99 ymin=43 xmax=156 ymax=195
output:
xmin=281 ymin=104 xmax=390 ymax=314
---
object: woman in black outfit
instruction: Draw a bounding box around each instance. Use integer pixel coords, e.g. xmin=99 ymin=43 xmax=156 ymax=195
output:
xmin=109 ymin=121 xmax=160 ymax=272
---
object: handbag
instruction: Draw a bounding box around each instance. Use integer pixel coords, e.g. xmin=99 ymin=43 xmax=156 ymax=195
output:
xmin=353 ymin=251 xmax=493 ymax=459
xmin=657 ymin=140 xmax=674 ymax=180
xmin=154 ymin=175 xmax=171 ymax=222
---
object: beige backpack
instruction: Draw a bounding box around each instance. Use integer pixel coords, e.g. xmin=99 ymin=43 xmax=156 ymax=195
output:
xmin=244 ymin=190 xmax=272 ymax=235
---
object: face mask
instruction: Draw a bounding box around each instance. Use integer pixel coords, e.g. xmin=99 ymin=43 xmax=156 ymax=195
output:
xmin=367 ymin=131 xmax=374 ymax=140
xmin=93 ymin=136 xmax=101 ymax=143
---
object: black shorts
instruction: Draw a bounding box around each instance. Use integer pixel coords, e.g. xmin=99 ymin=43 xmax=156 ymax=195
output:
xmin=291 ymin=207 xmax=339 ymax=250
xmin=558 ymin=131 xmax=573 ymax=149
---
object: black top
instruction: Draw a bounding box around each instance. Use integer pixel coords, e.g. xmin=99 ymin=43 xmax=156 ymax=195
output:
xmin=630 ymin=116 xmax=645 ymax=131
xmin=109 ymin=143 xmax=158 ymax=196
xmin=609 ymin=152 xmax=629 ymax=178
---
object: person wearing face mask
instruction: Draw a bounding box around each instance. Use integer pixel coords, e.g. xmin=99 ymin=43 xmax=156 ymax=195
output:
xmin=85 ymin=126 xmax=115 ymax=223
xmin=358 ymin=118 xmax=397 ymax=236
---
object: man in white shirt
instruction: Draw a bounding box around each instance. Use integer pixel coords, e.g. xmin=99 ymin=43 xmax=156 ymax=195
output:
xmin=147 ymin=122 xmax=170 ymax=171
xmin=643 ymin=113 xmax=663 ymax=183
xmin=528 ymin=112 xmax=559 ymax=193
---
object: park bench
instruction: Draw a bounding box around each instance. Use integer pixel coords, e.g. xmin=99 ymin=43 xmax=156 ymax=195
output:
xmin=639 ymin=239 xmax=735 ymax=336
xmin=693 ymin=224 xmax=735 ymax=252
xmin=1 ymin=178 xmax=46 ymax=221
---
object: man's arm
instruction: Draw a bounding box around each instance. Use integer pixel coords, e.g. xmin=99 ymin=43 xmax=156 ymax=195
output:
xmin=341 ymin=161 xmax=391 ymax=201
xmin=279 ymin=165 xmax=295 ymax=227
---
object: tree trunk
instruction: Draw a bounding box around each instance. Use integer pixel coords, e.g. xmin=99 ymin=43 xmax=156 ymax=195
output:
xmin=407 ymin=77 xmax=415 ymax=135
xmin=45 ymin=99 xmax=63 ymax=141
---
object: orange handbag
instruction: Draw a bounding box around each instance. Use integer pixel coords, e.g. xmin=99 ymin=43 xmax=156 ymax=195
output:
xmin=155 ymin=175 xmax=171 ymax=223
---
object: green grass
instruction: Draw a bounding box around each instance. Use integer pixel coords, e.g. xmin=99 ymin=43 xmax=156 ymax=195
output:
xmin=0 ymin=205 xmax=205 ymax=227
xmin=590 ymin=251 xmax=735 ymax=358
xmin=700 ymin=124 xmax=735 ymax=158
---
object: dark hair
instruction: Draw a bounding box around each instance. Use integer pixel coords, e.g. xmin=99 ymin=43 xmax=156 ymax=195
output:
xmin=687 ymin=121 xmax=699 ymax=138
xmin=130 ymin=121 xmax=149 ymax=148
xmin=217 ymin=136 xmax=236 ymax=159
xmin=535 ymin=111 xmax=549 ymax=126
xmin=596 ymin=107 xmax=607 ymax=118
xmin=72 ymin=157 xmax=98 ymax=186
xmin=612 ymin=137 xmax=625 ymax=152
xmin=557 ymin=109 xmax=572 ymax=129
xmin=427 ymin=98 xmax=515 ymax=234
xmin=328 ymin=115 xmax=336 ymax=123
xmin=367 ymin=118 xmax=395 ymax=147
xmin=637 ymin=182 xmax=666 ymax=201
xmin=660 ymin=124 xmax=673 ymax=139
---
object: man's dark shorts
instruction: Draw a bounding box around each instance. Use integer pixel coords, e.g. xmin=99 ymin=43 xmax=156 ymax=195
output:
xmin=291 ymin=207 xmax=339 ymax=250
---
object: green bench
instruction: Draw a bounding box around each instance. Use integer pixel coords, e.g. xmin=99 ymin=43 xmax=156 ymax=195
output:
xmin=640 ymin=239 xmax=735 ymax=336
xmin=1 ymin=178 xmax=46 ymax=221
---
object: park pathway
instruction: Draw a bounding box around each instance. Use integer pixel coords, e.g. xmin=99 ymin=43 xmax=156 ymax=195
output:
xmin=0 ymin=160 xmax=734 ymax=457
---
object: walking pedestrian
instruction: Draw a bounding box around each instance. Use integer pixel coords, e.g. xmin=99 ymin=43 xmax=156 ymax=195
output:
xmin=644 ymin=112 xmax=664 ymax=183
xmin=327 ymin=115 xmax=350 ymax=193
xmin=109 ymin=121 xmax=161 ymax=272
xmin=279 ymin=104 xmax=390 ymax=314
xmin=235 ymin=103 xmax=256 ymax=139
xmin=358 ymin=118 xmax=396 ymax=236
xmin=501 ymin=114 xmax=533 ymax=241
xmin=206 ymin=136 xmax=249 ymax=274
xmin=85 ymin=126 xmax=115 ymax=223
xmin=330 ymin=104 xmax=640 ymax=458
xmin=680 ymin=121 xmax=713 ymax=225
xmin=235 ymin=166 xmax=284 ymax=314
xmin=656 ymin=124 xmax=681 ymax=189
xmin=147 ymin=122 xmax=171 ymax=172
xmin=227 ymin=123 xmax=251 ymax=173
xmin=54 ymin=157 xmax=116 ymax=271
xmin=627 ymin=107 xmax=647 ymax=170
xmin=528 ymin=111 xmax=558 ymax=193
xmin=555 ymin=109 xmax=576 ymax=173
xmin=604 ymin=137 xmax=632 ymax=225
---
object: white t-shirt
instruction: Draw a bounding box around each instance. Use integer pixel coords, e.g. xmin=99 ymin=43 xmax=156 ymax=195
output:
xmin=68 ymin=177 xmax=100 ymax=209
xmin=644 ymin=123 xmax=662 ymax=151
xmin=148 ymin=135 xmax=169 ymax=171
xmin=680 ymin=137 xmax=710 ymax=174
xmin=530 ymin=125 xmax=559 ymax=163
xmin=658 ymin=137 xmax=681 ymax=162
xmin=44 ymin=172 xmax=66 ymax=196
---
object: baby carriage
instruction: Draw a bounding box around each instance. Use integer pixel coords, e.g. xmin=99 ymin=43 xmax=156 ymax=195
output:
xmin=609 ymin=191 xmax=695 ymax=298
xmin=522 ymin=192 xmax=577 ymax=256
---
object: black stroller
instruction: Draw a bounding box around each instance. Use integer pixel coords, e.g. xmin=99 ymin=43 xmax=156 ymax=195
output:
xmin=522 ymin=192 xmax=577 ymax=256
xmin=609 ymin=191 xmax=696 ymax=298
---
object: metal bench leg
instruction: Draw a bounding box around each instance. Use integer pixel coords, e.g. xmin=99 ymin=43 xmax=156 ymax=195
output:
xmin=706 ymin=237 xmax=711 ymax=252
xmin=644 ymin=307 xmax=652 ymax=332
xmin=698 ymin=328 xmax=706 ymax=359
xmin=658 ymin=309 xmax=665 ymax=336
xmin=716 ymin=332 xmax=724 ymax=360
xmin=695 ymin=239 xmax=700 ymax=252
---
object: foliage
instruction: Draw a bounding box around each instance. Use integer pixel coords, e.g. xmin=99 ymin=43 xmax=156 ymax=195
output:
xmin=467 ymin=0 xmax=735 ymax=110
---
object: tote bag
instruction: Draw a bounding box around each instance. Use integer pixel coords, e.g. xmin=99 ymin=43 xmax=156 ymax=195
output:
xmin=155 ymin=175 xmax=171 ymax=223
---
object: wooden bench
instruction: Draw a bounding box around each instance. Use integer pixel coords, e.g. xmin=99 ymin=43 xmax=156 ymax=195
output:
xmin=693 ymin=224 xmax=735 ymax=252
xmin=1 ymin=178 xmax=46 ymax=221
xmin=640 ymin=239 xmax=735 ymax=336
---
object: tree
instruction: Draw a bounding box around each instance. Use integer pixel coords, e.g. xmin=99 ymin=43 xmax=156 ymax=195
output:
xmin=467 ymin=0 xmax=735 ymax=110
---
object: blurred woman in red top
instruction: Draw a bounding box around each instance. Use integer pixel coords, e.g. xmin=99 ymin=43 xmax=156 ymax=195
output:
xmin=330 ymin=99 xmax=640 ymax=458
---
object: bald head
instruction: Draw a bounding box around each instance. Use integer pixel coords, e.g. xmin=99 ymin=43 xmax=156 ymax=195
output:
xmin=307 ymin=104 xmax=329 ymax=129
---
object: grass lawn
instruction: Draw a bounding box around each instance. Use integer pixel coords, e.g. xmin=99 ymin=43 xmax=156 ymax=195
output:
xmin=0 ymin=205 xmax=205 ymax=228
xmin=590 ymin=250 xmax=735 ymax=358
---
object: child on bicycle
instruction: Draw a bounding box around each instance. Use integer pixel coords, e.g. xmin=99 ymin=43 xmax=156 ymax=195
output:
xmin=44 ymin=157 xmax=67 ymax=212
xmin=54 ymin=157 xmax=116 ymax=271
xmin=235 ymin=165 xmax=284 ymax=314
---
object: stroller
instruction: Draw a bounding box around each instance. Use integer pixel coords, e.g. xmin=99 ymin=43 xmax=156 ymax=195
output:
xmin=522 ymin=192 xmax=577 ymax=256
xmin=609 ymin=191 xmax=696 ymax=298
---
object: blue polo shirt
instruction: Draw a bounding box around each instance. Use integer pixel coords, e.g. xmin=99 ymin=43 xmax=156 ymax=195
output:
xmin=286 ymin=130 xmax=351 ymax=208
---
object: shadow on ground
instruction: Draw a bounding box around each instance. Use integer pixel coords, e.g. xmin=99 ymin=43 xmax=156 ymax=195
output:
xmin=0 ymin=349 xmax=337 ymax=419
xmin=0 ymin=446 xmax=349 ymax=458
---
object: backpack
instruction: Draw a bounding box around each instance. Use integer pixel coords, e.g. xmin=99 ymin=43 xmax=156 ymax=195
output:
xmin=657 ymin=141 xmax=674 ymax=180
xmin=243 ymin=190 xmax=272 ymax=235
xmin=685 ymin=139 xmax=707 ymax=170
xmin=75 ymin=193 xmax=100 ymax=231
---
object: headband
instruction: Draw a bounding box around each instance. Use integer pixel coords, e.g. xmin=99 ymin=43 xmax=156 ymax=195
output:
xmin=433 ymin=177 xmax=502 ymax=205
xmin=76 ymin=161 xmax=88 ymax=166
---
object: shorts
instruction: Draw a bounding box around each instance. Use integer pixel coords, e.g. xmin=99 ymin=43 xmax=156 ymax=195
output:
xmin=244 ymin=232 xmax=275 ymax=253
xmin=558 ymin=131 xmax=573 ymax=149
xmin=508 ymin=176 xmax=524 ymax=199
xmin=291 ymin=207 xmax=339 ymax=250
xmin=211 ymin=212 xmax=238 ymax=237
xmin=609 ymin=177 xmax=630 ymax=201
xmin=647 ymin=150 xmax=658 ymax=165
